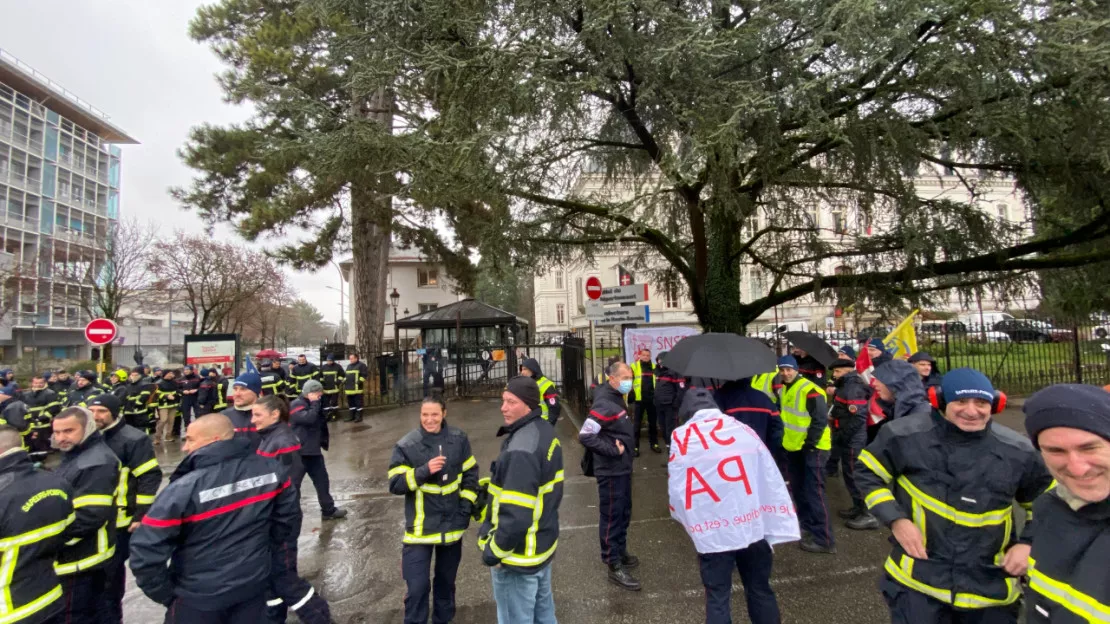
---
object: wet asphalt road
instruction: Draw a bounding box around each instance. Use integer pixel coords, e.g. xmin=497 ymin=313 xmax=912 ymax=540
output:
xmin=122 ymin=400 xmax=1033 ymax=623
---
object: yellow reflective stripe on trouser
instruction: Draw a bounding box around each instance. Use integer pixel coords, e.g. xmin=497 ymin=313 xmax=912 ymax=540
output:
xmin=0 ymin=584 xmax=62 ymax=624
xmin=54 ymin=524 xmax=115 ymax=576
xmin=884 ymin=556 xmax=1020 ymax=609
xmin=896 ymin=476 xmax=1012 ymax=527
xmin=388 ymin=465 xmax=417 ymax=491
xmin=73 ymin=494 xmax=114 ymax=509
xmin=1027 ymin=557 xmax=1110 ymax=621
xmin=865 ymin=488 xmax=895 ymax=509
xmin=858 ymin=450 xmax=893 ymax=484
xmin=132 ymin=457 xmax=159 ymax=477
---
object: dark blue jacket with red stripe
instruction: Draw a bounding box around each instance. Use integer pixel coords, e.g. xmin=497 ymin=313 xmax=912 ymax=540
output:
xmin=578 ymin=384 xmax=634 ymax=476
xmin=221 ymin=405 xmax=260 ymax=445
xmin=257 ymin=421 xmax=305 ymax=486
xmin=653 ymin=366 xmax=686 ymax=409
xmin=128 ymin=437 xmax=300 ymax=610
xmin=714 ymin=379 xmax=783 ymax=458
xmin=828 ymin=371 xmax=870 ymax=448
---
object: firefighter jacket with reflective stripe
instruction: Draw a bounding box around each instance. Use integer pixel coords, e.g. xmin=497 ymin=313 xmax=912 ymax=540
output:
xmin=65 ymin=384 xmax=99 ymax=408
xmin=855 ymin=410 xmax=1055 ymax=610
xmin=220 ymin=406 xmax=259 ymax=445
xmin=795 ymin=354 xmax=826 ymax=386
xmin=344 ymin=361 xmax=368 ymax=395
xmin=256 ymin=422 xmax=304 ymax=486
xmin=320 ymin=363 xmax=343 ymax=393
xmin=1025 ymin=488 xmax=1110 ymax=623
xmin=653 ymin=366 xmax=686 ymax=409
xmin=579 ymin=384 xmax=634 ymax=477
xmin=388 ymin=425 xmax=479 ymax=545
xmin=289 ymin=363 xmax=320 ymax=395
xmin=129 ymin=437 xmax=299 ymax=610
xmin=153 ymin=380 xmax=180 ymax=410
xmin=196 ymin=378 xmax=219 ymax=413
xmin=535 ymin=377 xmax=561 ymax=425
xmin=477 ymin=410 xmax=563 ymax=572
xmin=259 ymin=369 xmax=286 ymax=398
xmin=122 ymin=380 xmax=153 ymax=421
xmin=630 ymin=361 xmax=654 ymax=402
xmin=0 ymin=398 xmax=30 ymax=434
xmin=829 ymin=371 xmax=871 ymax=449
xmin=212 ymin=378 xmax=230 ymax=411
xmin=53 ymin=431 xmax=121 ymax=576
xmin=49 ymin=381 xmax=70 ymax=406
xmin=778 ymin=377 xmax=831 ymax=451
xmin=289 ymin=398 xmax=328 ymax=456
xmin=101 ymin=419 xmax=160 ymax=529
xmin=22 ymin=389 xmax=61 ymax=432
xmin=0 ymin=450 xmax=74 ymax=624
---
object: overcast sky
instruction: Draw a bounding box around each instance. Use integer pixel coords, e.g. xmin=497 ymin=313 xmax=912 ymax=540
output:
xmin=0 ymin=0 xmax=347 ymax=323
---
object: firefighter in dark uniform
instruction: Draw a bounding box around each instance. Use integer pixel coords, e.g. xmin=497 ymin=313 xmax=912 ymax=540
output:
xmin=196 ymin=368 xmax=218 ymax=415
xmin=87 ymin=393 xmax=160 ymax=623
xmin=129 ymin=414 xmax=302 ymax=623
xmin=1022 ymin=384 xmax=1110 ymax=624
xmin=66 ymin=371 xmax=101 ymax=407
xmin=319 ymin=354 xmax=344 ymax=421
xmin=222 ymin=373 xmax=262 ymax=443
xmin=50 ymin=369 xmax=72 ymax=405
xmin=50 ymin=405 xmax=122 ymax=622
xmin=0 ymin=384 xmax=31 ymax=441
xmin=778 ymin=355 xmax=837 ymax=554
xmin=826 ymin=357 xmax=877 ymax=530
xmin=121 ymin=367 xmax=154 ymax=433
xmin=714 ymin=373 xmax=782 ymax=452
xmin=344 ymin=353 xmax=368 ymax=423
xmin=478 ymin=376 xmax=564 ymax=622
xmin=291 ymin=381 xmax=345 ymax=520
xmin=0 ymin=425 xmax=75 ymax=624
xmin=856 ymin=368 xmax=1055 ymax=623
xmin=519 ymin=358 xmax=560 ymax=426
xmin=259 ymin=360 xmax=285 ymax=398
xmin=388 ymin=395 xmax=479 ymax=624
xmin=178 ymin=366 xmax=203 ymax=429
xmin=289 ymin=354 xmax=320 ymax=400
xmin=578 ymin=362 xmax=640 ymax=590
xmin=22 ymin=374 xmax=61 ymax=461
xmin=652 ymin=352 xmax=685 ymax=446
xmin=792 ymin=346 xmax=827 ymax=386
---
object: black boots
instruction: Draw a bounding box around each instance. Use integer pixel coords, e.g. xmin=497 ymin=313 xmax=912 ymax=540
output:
xmin=608 ymin=563 xmax=642 ymax=591
xmin=620 ymin=553 xmax=639 ymax=569
xmin=798 ymin=536 xmax=837 ymax=554
xmin=846 ymin=512 xmax=880 ymax=530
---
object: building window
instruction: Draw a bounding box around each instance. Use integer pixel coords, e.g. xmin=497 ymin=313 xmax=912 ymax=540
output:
xmin=748 ymin=269 xmax=765 ymax=302
xmin=996 ymin=203 xmax=1008 ymax=221
xmin=418 ymin=267 xmax=438 ymax=287
xmin=664 ymin=279 xmax=681 ymax=309
xmin=807 ymin=206 xmax=820 ymax=229
xmin=555 ymin=270 xmax=564 ymax=290
xmin=556 ymin=303 xmax=565 ymax=325
xmin=575 ymin=277 xmax=583 ymax=308
xmin=418 ymin=303 xmax=438 ymax=314
xmin=831 ymin=207 xmax=847 ymax=234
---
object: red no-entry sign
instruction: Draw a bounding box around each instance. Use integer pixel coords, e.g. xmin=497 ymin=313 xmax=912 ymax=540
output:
xmin=585 ymin=276 xmax=603 ymax=300
xmin=85 ymin=318 xmax=118 ymax=345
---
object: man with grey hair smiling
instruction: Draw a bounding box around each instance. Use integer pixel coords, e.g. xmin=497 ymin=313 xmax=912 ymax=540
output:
xmin=0 ymin=425 xmax=74 ymax=624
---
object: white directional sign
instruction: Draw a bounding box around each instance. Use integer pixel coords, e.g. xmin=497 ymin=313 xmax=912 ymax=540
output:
xmin=598 ymin=283 xmax=649 ymax=305
xmin=592 ymin=305 xmax=651 ymax=326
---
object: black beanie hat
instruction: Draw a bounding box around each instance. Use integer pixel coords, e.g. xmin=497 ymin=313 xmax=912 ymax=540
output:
xmin=1024 ymin=384 xmax=1110 ymax=448
xmin=679 ymin=388 xmax=720 ymax=422
xmin=506 ymin=375 xmax=540 ymax=410
xmin=87 ymin=393 xmax=122 ymax=421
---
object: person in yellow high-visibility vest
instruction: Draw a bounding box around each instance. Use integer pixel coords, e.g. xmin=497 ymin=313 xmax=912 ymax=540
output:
xmin=519 ymin=358 xmax=560 ymax=425
xmin=629 ymin=348 xmax=658 ymax=456
xmin=777 ymin=355 xmax=836 ymax=554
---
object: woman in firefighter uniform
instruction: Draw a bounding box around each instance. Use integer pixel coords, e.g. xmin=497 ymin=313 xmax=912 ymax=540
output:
xmin=387 ymin=397 xmax=479 ymax=624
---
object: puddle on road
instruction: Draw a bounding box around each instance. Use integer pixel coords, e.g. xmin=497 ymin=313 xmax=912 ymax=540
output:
xmin=344 ymin=424 xmax=373 ymax=433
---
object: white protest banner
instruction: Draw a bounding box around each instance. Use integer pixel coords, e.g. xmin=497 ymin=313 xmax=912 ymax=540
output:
xmin=623 ymin=326 xmax=699 ymax=362
xmin=668 ymin=409 xmax=800 ymax=554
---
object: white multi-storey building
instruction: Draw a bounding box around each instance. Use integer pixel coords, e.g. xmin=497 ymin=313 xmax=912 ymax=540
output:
xmin=0 ymin=49 xmax=137 ymax=361
xmin=534 ymin=165 xmax=1036 ymax=335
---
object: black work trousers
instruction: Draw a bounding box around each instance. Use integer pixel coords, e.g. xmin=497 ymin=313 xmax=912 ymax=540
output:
xmin=165 ymin=594 xmax=267 ymax=624
xmin=597 ymin=473 xmax=633 ymax=565
xmin=401 ymin=541 xmax=464 ymax=624
xmin=297 ymin=454 xmax=337 ymax=516
xmin=346 ymin=393 xmax=363 ymax=420
xmin=633 ymin=400 xmax=658 ymax=449
xmin=59 ymin=568 xmax=110 ymax=624
xmin=698 ymin=539 xmax=781 ymax=624
xmin=882 ymin=576 xmax=1018 ymax=624
xmin=180 ymin=396 xmax=200 ymax=428
xmin=322 ymin=393 xmax=340 ymax=419
xmin=104 ymin=528 xmax=130 ymax=623
xmin=656 ymin=404 xmax=677 ymax=446
xmin=786 ymin=449 xmax=834 ymax=548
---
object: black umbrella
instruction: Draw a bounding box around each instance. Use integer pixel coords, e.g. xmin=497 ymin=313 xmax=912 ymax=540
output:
xmin=782 ymin=331 xmax=839 ymax=367
xmin=661 ymin=333 xmax=777 ymax=381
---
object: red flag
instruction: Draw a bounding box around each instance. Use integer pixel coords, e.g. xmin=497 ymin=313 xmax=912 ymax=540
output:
xmin=856 ymin=340 xmax=873 ymax=381
xmin=857 ymin=341 xmax=886 ymax=426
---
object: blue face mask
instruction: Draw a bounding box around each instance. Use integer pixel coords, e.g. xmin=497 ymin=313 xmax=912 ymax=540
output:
xmin=618 ymin=380 xmax=633 ymax=395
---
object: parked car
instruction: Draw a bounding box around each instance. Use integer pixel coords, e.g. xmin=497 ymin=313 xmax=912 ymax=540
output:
xmin=750 ymin=320 xmax=810 ymax=340
xmin=957 ymin=311 xmax=1015 ymax=328
xmin=993 ymin=319 xmax=1068 ymax=343
xmin=920 ymin=321 xmax=1011 ymax=344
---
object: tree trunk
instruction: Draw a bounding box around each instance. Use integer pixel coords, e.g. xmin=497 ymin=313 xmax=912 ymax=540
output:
xmin=695 ymin=211 xmax=748 ymax=334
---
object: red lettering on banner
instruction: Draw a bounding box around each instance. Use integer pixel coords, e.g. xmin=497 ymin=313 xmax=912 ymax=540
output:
xmin=685 ymin=467 xmax=720 ymax=509
xmin=716 ymin=456 xmax=753 ymax=495
xmin=673 ymin=423 xmax=710 ymax=457
xmin=708 ymin=418 xmax=736 ymax=447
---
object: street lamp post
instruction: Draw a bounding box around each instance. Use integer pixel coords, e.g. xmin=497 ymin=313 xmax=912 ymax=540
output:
xmin=390 ymin=288 xmax=401 ymax=351
xmin=331 ymin=260 xmax=346 ymax=345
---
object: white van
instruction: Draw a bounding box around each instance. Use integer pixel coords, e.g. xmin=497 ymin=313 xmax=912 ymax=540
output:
xmin=956 ymin=311 xmax=1014 ymax=330
xmin=750 ymin=320 xmax=810 ymax=340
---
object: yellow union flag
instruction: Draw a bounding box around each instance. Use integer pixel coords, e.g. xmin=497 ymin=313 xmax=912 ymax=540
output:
xmin=884 ymin=310 xmax=920 ymax=359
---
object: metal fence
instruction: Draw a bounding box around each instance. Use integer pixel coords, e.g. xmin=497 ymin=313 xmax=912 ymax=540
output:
xmin=764 ymin=320 xmax=1110 ymax=396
